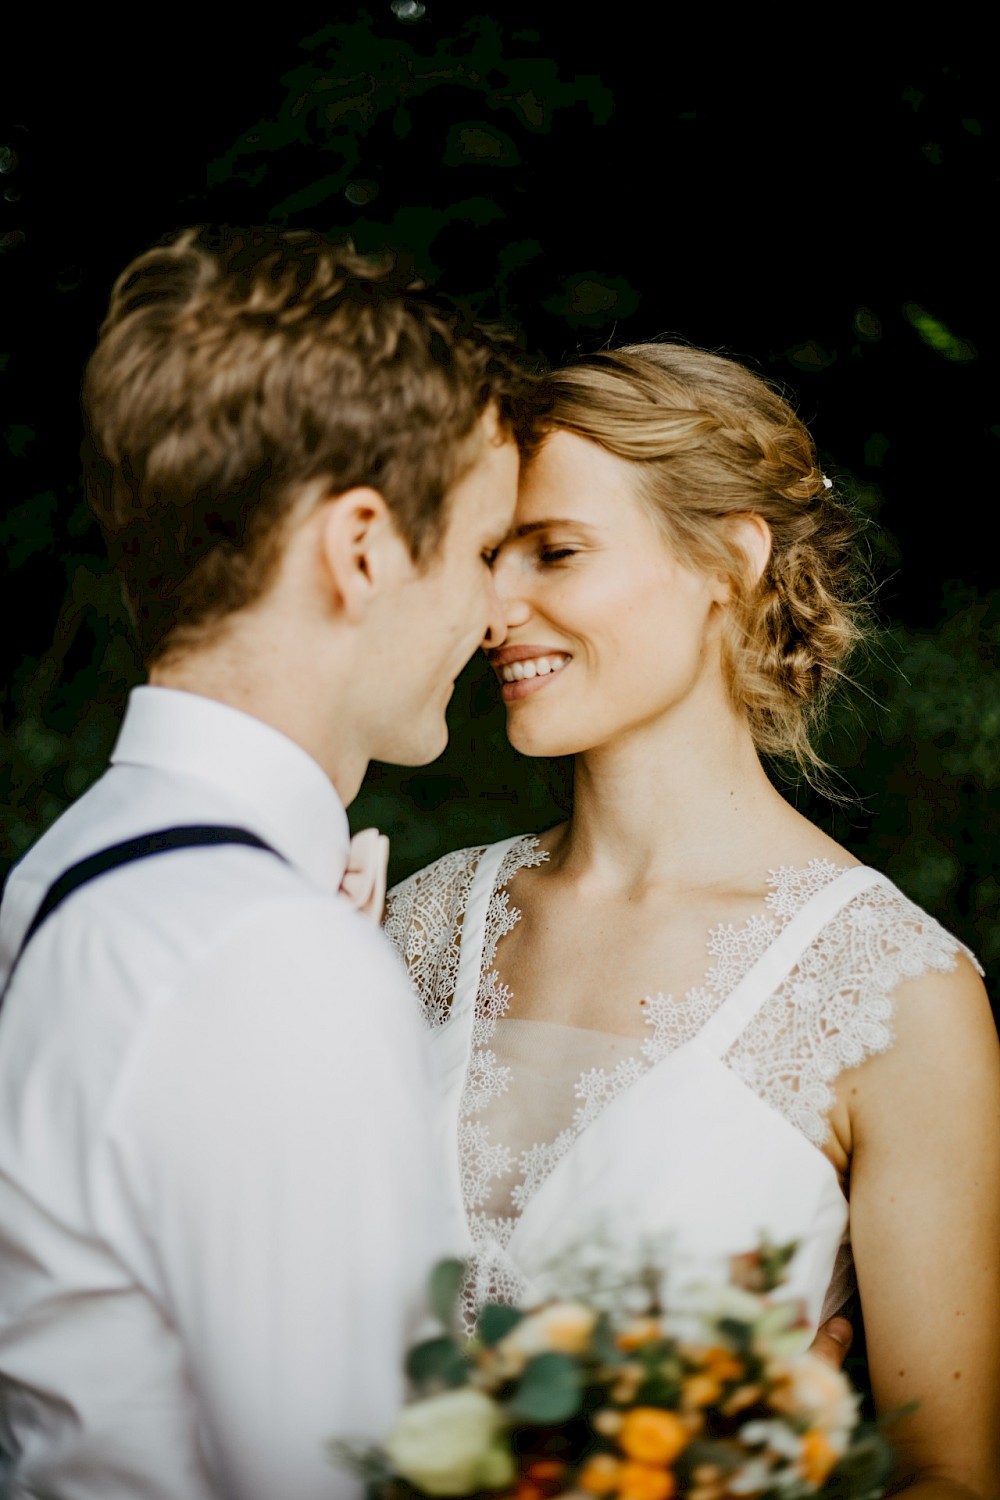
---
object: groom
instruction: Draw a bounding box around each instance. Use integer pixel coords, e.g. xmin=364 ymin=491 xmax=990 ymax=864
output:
xmin=0 ymin=228 xmax=537 ymax=1498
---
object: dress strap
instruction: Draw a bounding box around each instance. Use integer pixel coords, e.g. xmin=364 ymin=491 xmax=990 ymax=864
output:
xmin=694 ymin=864 xmax=886 ymax=1060
xmin=451 ymin=835 xmax=525 ymax=1027
xmin=433 ymin=835 xmax=526 ymax=1255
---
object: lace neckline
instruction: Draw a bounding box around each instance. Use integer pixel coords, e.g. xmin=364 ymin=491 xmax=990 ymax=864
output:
xmin=460 ymin=844 xmax=857 ymax=1222
xmin=387 ymin=831 xmax=975 ymax=1330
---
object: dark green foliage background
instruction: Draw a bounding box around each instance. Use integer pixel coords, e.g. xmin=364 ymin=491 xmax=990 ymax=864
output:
xmin=1 ymin=15 xmax=997 ymax=1012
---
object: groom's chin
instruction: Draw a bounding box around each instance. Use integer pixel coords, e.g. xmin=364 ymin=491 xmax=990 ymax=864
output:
xmin=376 ymin=716 xmax=450 ymax=769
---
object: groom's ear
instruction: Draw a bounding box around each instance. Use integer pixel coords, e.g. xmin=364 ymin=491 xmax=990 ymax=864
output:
xmin=316 ymin=486 xmax=411 ymax=623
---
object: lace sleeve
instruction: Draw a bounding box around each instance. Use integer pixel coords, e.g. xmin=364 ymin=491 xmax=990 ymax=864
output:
xmin=725 ymin=876 xmax=984 ymax=1148
xmin=384 ymin=845 xmax=488 ymax=1027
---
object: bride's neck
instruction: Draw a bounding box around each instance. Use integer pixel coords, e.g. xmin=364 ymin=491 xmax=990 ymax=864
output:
xmin=555 ymin=705 xmax=792 ymax=893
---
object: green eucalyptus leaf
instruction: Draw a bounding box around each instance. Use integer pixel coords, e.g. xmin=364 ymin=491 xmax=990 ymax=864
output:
xmin=509 ymin=1353 xmax=582 ymax=1424
xmin=477 ymin=1303 xmax=524 ymax=1346
xmin=824 ymin=1428 xmax=895 ymax=1496
xmin=589 ymin=1312 xmax=619 ymax=1364
xmin=716 ymin=1317 xmax=754 ymax=1356
xmin=404 ymin=1337 xmax=468 ymax=1390
xmin=428 ymin=1257 xmax=467 ymax=1329
xmin=675 ymin=1439 xmax=742 ymax=1478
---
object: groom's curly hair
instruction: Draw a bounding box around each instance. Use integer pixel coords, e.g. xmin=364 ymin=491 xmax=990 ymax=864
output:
xmin=82 ymin=226 xmax=546 ymax=665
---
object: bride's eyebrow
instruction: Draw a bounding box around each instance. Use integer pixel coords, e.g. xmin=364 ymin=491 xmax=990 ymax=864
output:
xmin=510 ymin=519 xmax=600 ymax=538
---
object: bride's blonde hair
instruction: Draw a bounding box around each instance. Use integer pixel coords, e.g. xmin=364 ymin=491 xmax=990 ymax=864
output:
xmin=545 ymin=342 xmax=867 ymax=784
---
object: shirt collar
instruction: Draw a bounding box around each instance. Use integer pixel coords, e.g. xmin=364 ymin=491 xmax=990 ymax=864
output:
xmin=110 ymin=686 xmax=351 ymax=895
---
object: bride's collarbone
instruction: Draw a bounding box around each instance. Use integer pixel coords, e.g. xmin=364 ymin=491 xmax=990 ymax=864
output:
xmin=493 ymin=875 xmax=771 ymax=1034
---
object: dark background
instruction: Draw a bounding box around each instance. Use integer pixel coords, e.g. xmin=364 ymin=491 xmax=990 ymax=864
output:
xmin=1 ymin=11 xmax=997 ymax=1011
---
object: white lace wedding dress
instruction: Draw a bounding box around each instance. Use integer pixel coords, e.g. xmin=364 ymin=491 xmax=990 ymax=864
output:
xmin=386 ymin=836 xmax=978 ymax=1335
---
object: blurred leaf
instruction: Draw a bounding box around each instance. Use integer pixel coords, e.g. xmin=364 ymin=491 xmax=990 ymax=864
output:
xmin=543 ymin=271 xmax=640 ymax=329
xmin=825 ymin=1428 xmax=895 ymax=1496
xmin=405 ymin=1337 xmax=468 ymax=1389
xmin=477 ymin=1303 xmax=524 ymax=1346
xmin=863 ymin=432 xmax=890 ymax=469
xmin=445 ymin=122 xmax=520 ymax=167
xmin=786 ymin=339 xmax=837 ymax=372
xmin=1 ymin=491 xmax=58 ymax=567
xmin=853 ymin=307 xmax=882 ymax=342
xmin=429 ymin=1258 xmax=467 ymax=1329
xmin=903 ymin=303 xmax=976 ymax=362
xmin=510 ymin=1353 xmax=582 ymax=1423
xmin=4 ymin=424 xmax=35 ymax=457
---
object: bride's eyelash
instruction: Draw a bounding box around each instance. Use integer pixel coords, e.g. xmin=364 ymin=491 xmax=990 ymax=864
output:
xmin=540 ymin=548 xmax=577 ymax=563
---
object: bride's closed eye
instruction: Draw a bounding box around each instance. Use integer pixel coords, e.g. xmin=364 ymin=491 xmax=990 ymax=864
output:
xmin=539 ymin=547 xmax=578 ymax=564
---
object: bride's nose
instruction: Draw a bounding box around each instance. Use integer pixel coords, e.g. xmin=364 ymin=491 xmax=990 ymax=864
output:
xmin=489 ymin=552 xmax=532 ymax=636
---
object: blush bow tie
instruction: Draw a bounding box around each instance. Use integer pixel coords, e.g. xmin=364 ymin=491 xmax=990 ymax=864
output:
xmin=339 ymin=827 xmax=390 ymax=923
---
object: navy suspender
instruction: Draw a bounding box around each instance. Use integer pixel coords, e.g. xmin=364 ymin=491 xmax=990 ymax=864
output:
xmin=0 ymin=826 xmax=284 ymax=1010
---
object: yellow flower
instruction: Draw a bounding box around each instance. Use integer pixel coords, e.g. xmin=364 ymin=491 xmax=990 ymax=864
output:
xmin=616 ymin=1318 xmax=663 ymax=1352
xmin=578 ymin=1454 xmax=622 ymax=1494
xmin=680 ymin=1373 xmax=722 ymax=1410
xmin=617 ymin=1460 xmax=677 ymax=1500
xmin=800 ymin=1429 xmax=838 ymax=1485
xmin=617 ymin=1409 xmax=688 ymax=1466
xmin=501 ymin=1302 xmax=598 ymax=1360
xmin=702 ymin=1346 xmax=743 ymax=1383
xmin=720 ymin=1383 xmax=763 ymax=1416
xmin=611 ymin=1362 xmax=645 ymax=1404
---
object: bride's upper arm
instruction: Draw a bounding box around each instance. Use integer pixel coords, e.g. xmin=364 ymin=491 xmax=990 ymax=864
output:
xmin=849 ymin=953 xmax=1000 ymax=1495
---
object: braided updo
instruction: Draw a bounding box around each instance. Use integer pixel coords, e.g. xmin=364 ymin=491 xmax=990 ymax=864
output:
xmin=545 ymin=343 xmax=867 ymax=782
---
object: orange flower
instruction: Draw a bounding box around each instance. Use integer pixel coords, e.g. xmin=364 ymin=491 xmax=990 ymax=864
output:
xmin=680 ymin=1373 xmax=722 ymax=1409
xmin=514 ymin=1484 xmax=544 ymax=1500
xmin=617 ymin=1460 xmax=677 ymax=1500
xmin=618 ymin=1409 xmax=688 ymax=1466
xmin=524 ymin=1460 xmax=567 ymax=1495
xmin=616 ymin=1318 xmax=663 ymax=1352
xmin=578 ymin=1454 xmax=622 ymax=1494
xmin=703 ymin=1346 xmax=743 ymax=1383
xmin=800 ymin=1429 xmax=838 ymax=1485
xmin=526 ymin=1460 xmax=567 ymax=1481
xmin=720 ymin=1383 xmax=763 ymax=1416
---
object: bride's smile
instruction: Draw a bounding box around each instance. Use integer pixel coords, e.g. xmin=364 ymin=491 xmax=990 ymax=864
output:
xmin=488 ymin=644 xmax=572 ymax=698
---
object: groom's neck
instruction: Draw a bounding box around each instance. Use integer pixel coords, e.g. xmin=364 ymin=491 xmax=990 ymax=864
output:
xmin=148 ymin=623 xmax=368 ymax=807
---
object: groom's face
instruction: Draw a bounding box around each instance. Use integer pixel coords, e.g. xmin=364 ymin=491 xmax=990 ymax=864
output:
xmin=370 ymin=408 xmax=518 ymax=765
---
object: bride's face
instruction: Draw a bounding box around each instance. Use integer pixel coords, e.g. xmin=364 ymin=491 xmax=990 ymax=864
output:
xmin=488 ymin=429 xmax=730 ymax=758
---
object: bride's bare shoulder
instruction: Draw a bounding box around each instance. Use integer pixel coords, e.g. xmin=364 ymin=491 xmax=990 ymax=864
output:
xmin=766 ymin=799 xmax=864 ymax=873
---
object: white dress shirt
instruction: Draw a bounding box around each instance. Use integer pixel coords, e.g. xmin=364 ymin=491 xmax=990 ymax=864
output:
xmin=0 ymin=686 xmax=449 ymax=1499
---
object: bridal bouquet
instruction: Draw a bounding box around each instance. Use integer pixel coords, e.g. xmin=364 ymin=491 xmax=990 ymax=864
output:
xmin=333 ymin=1243 xmax=894 ymax=1500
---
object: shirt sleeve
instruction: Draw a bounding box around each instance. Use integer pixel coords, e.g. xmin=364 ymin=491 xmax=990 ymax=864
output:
xmin=101 ymin=892 xmax=453 ymax=1499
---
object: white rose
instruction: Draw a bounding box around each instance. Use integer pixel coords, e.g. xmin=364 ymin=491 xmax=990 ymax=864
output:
xmin=385 ymin=1387 xmax=515 ymax=1497
xmin=771 ymin=1351 xmax=860 ymax=1451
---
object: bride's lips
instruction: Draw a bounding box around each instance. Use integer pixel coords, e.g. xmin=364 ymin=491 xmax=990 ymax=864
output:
xmin=487 ymin=643 xmax=572 ymax=704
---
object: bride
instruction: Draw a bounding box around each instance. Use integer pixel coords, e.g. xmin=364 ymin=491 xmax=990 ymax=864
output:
xmin=386 ymin=343 xmax=1000 ymax=1495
